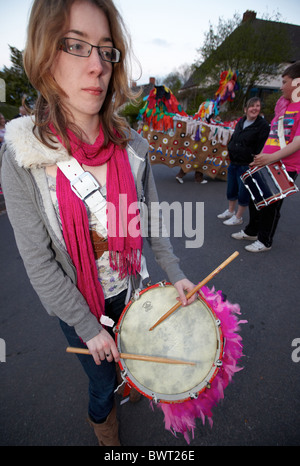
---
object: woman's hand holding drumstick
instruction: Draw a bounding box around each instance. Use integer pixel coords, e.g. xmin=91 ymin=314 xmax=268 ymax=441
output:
xmin=86 ymin=329 xmax=120 ymax=366
xmin=174 ymin=278 xmax=197 ymax=307
xmin=68 ymin=252 xmax=239 ymax=364
xmin=149 ymin=251 xmax=239 ymax=331
xmin=66 ymin=347 xmax=195 ymax=366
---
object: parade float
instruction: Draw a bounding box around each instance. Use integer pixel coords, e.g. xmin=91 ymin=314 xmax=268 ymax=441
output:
xmin=139 ymin=70 xmax=239 ymax=180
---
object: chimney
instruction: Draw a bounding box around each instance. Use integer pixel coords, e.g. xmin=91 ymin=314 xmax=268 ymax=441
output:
xmin=149 ymin=77 xmax=156 ymax=85
xmin=242 ymin=10 xmax=256 ymax=22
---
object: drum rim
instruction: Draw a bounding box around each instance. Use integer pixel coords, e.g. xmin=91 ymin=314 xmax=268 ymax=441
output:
xmin=115 ymin=283 xmax=224 ymax=404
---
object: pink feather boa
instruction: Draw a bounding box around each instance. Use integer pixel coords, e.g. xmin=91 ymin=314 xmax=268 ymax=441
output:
xmin=151 ymin=286 xmax=247 ymax=443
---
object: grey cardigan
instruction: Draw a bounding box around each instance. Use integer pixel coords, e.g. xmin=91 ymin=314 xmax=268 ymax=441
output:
xmin=0 ymin=116 xmax=185 ymax=342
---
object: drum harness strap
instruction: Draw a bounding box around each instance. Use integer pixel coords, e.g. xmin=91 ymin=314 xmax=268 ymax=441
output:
xmin=56 ymin=157 xmax=149 ymax=304
xmin=57 ymin=157 xmax=108 ymax=238
xmin=278 ymin=116 xmax=287 ymax=150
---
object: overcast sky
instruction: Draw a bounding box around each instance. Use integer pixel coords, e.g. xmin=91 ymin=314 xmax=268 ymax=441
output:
xmin=1 ymin=0 xmax=300 ymax=84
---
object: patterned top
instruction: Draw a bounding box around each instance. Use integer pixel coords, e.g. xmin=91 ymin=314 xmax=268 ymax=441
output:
xmin=46 ymin=173 xmax=128 ymax=299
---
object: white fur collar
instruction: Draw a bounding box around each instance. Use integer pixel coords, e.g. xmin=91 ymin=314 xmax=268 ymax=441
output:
xmin=5 ymin=116 xmax=70 ymax=169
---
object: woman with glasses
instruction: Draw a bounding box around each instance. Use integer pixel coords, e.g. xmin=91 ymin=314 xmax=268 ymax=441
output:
xmin=0 ymin=0 xmax=195 ymax=446
xmin=217 ymin=98 xmax=270 ymax=226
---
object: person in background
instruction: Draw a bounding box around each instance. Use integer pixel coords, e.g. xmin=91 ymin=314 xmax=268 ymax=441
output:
xmin=217 ymin=97 xmax=269 ymax=226
xmin=232 ymin=62 xmax=300 ymax=252
xmin=12 ymin=105 xmax=28 ymax=119
xmin=176 ymin=167 xmax=208 ymax=184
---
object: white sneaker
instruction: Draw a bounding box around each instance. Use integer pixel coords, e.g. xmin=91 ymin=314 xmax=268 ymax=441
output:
xmin=217 ymin=209 xmax=235 ymax=219
xmin=176 ymin=177 xmax=184 ymax=184
xmin=245 ymin=240 xmax=272 ymax=253
xmin=231 ymin=230 xmax=258 ymax=241
xmin=223 ymin=215 xmax=243 ymax=226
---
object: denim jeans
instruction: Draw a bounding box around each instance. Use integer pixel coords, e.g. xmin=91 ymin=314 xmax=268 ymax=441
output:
xmin=227 ymin=164 xmax=250 ymax=207
xmin=59 ymin=289 xmax=127 ymax=423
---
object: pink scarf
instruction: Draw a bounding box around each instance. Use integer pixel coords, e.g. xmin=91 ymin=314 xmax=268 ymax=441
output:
xmin=274 ymin=96 xmax=290 ymax=119
xmin=51 ymin=124 xmax=142 ymax=325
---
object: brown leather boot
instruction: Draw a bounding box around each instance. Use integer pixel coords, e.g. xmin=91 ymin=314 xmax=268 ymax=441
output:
xmin=88 ymin=403 xmax=121 ymax=446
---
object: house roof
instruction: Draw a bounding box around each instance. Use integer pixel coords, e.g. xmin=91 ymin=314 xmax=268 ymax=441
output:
xmin=181 ymin=12 xmax=300 ymax=91
xmin=131 ymin=77 xmax=156 ymax=98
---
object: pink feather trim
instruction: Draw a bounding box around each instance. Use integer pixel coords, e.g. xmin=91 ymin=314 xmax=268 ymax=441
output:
xmin=151 ymin=286 xmax=247 ymax=443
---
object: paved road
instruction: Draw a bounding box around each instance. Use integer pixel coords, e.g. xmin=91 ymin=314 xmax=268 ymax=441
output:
xmin=1 ymin=164 xmax=300 ymax=447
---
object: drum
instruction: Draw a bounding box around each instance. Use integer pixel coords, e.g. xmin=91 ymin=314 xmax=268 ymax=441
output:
xmin=115 ymin=283 xmax=224 ymax=404
xmin=241 ymin=161 xmax=298 ymax=210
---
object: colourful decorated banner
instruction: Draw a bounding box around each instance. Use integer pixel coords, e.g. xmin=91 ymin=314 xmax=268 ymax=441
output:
xmin=139 ymin=71 xmax=239 ymax=180
xmin=142 ymin=118 xmax=233 ymax=180
xmin=138 ymin=85 xmax=187 ymax=132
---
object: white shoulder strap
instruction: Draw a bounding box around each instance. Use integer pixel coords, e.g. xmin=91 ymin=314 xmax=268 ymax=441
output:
xmin=57 ymin=157 xmax=107 ymax=237
xmin=57 ymin=157 xmax=149 ymax=284
xmin=278 ymin=116 xmax=287 ymax=149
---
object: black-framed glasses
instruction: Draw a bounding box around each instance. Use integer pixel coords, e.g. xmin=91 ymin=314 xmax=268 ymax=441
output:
xmin=59 ymin=37 xmax=121 ymax=63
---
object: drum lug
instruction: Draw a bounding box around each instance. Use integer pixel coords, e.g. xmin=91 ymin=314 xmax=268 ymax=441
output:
xmin=216 ymin=359 xmax=223 ymax=367
xmin=189 ymin=392 xmax=198 ymax=400
xmin=216 ymin=319 xmax=221 ymax=327
xmin=152 ymin=394 xmax=159 ymax=404
xmin=222 ymin=337 xmax=226 ymax=354
xmin=131 ymin=289 xmax=142 ymax=302
xmin=158 ymin=280 xmax=167 ymax=287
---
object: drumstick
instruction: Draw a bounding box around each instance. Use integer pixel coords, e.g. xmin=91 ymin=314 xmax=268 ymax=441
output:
xmin=149 ymin=251 xmax=239 ymax=331
xmin=66 ymin=347 xmax=195 ymax=366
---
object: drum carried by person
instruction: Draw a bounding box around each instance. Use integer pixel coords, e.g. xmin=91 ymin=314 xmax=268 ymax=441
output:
xmin=113 ymin=279 xmax=246 ymax=442
xmin=241 ymin=161 xmax=298 ymax=210
xmin=68 ymin=252 xmax=247 ymax=442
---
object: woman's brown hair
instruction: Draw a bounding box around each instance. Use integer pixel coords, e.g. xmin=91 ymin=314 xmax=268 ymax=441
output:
xmin=244 ymin=97 xmax=261 ymax=111
xmin=23 ymin=0 xmax=138 ymax=151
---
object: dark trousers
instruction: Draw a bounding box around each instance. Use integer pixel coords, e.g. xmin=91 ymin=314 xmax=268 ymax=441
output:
xmin=59 ymin=289 xmax=127 ymax=423
xmin=244 ymin=171 xmax=298 ymax=247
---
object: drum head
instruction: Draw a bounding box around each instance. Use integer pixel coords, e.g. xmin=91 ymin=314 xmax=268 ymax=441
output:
xmin=115 ymin=284 xmax=223 ymax=403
